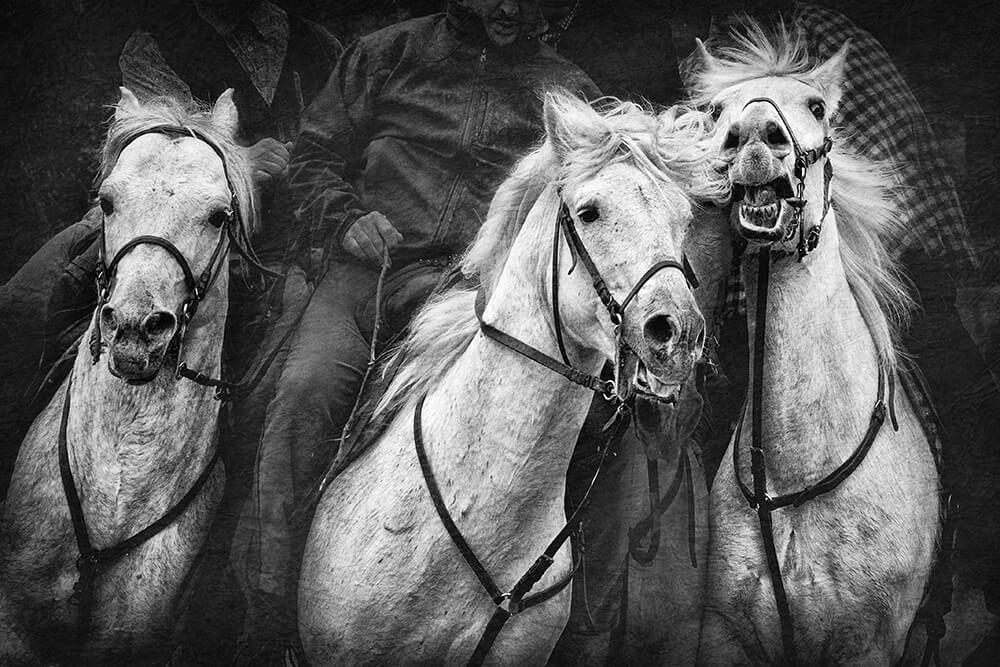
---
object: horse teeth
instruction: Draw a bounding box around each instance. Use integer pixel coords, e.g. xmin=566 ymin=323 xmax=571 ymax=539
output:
xmin=740 ymin=201 xmax=780 ymax=227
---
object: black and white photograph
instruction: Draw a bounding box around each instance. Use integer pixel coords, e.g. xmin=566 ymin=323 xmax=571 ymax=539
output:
xmin=0 ymin=0 xmax=999 ymax=664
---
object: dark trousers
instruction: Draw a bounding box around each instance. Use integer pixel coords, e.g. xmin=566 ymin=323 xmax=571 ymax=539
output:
xmin=0 ymin=210 xmax=101 ymax=498
xmin=231 ymin=259 xmax=452 ymax=623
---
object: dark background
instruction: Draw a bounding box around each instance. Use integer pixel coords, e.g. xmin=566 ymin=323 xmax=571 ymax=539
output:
xmin=0 ymin=0 xmax=997 ymax=283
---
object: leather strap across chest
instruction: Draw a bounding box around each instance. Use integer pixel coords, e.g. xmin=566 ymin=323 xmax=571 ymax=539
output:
xmin=413 ymin=392 xmax=631 ymax=666
xmin=735 ymin=250 xmax=898 ymax=664
xmin=57 ymin=374 xmax=220 ymax=634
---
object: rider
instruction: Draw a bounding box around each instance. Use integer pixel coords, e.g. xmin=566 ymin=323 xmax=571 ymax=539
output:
xmin=233 ymin=0 xmax=600 ymax=653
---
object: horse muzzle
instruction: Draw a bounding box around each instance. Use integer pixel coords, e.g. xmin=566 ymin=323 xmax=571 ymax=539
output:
xmin=627 ymin=306 xmax=705 ymax=404
xmin=100 ymin=305 xmax=179 ymax=383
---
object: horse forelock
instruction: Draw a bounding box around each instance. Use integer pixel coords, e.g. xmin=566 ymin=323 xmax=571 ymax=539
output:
xmin=688 ymin=17 xmax=822 ymax=109
xmin=96 ymin=96 xmax=260 ymax=246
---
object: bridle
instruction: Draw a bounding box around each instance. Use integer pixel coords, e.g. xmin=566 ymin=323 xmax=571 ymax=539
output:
xmin=731 ymin=98 xmax=898 ymax=665
xmin=739 ymin=97 xmax=834 ymax=262
xmin=416 ymin=194 xmax=699 ymax=665
xmin=88 ymin=124 xmax=280 ymax=398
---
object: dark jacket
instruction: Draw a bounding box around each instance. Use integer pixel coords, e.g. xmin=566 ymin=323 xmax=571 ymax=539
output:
xmin=139 ymin=2 xmax=342 ymax=145
xmin=289 ymin=5 xmax=600 ymax=265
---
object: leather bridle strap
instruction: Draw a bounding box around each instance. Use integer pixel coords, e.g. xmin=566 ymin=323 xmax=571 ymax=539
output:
xmin=732 ymin=251 xmax=898 ymax=664
xmin=57 ymin=374 xmax=220 ymax=632
xmin=413 ymin=391 xmax=631 ymax=666
xmin=476 ymin=288 xmax=615 ymax=399
xmin=627 ymin=432 xmax=699 ymax=569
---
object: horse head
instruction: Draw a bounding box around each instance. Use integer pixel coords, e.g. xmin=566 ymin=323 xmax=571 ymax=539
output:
xmin=94 ymin=87 xmax=247 ymax=383
xmin=690 ymin=23 xmax=849 ymax=255
xmin=540 ymin=92 xmax=727 ymax=401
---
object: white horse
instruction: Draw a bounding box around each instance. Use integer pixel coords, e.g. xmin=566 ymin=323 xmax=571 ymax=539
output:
xmin=691 ymin=23 xmax=940 ymax=665
xmin=297 ymin=91 xmax=728 ymax=665
xmin=0 ymin=88 xmax=257 ymax=663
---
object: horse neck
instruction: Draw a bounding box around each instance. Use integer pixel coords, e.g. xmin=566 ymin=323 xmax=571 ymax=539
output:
xmin=426 ymin=223 xmax=606 ymax=547
xmin=64 ymin=276 xmax=227 ymax=545
xmin=742 ymin=215 xmax=881 ymax=492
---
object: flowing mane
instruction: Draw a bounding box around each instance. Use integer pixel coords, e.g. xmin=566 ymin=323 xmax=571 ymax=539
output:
xmin=374 ymin=91 xmax=728 ymax=418
xmin=95 ymin=95 xmax=261 ymax=252
xmin=686 ymin=19 xmax=817 ymax=109
xmin=690 ymin=18 xmax=915 ymax=372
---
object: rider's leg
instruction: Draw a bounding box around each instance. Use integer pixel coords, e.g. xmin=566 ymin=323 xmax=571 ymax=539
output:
xmin=0 ymin=207 xmax=101 ymax=498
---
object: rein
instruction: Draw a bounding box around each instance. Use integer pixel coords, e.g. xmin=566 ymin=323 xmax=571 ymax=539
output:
xmin=418 ymin=199 xmax=697 ymax=665
xmin=89 ymin=124 xmax=282 ymax=401
xmin=57 ymin=373 xmax=220 ymax=634
xmin=735 ymin=249 xmax=898 ymax=664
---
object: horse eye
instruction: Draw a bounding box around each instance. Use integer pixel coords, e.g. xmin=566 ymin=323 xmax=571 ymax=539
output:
xmin=809 ymin=101 xmax=826 ymax=120
xmin=99 ymin=197 xmax=114 ymax=216
xmin=208 ymin=210 xmax=230 ymax=228
xmin=710 ymin=104 xmax=724 ymax=121
xmin=578 ymin=207 xmax=600 ymax=224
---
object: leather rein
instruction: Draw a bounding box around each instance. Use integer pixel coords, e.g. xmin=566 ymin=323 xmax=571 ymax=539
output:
xmin=60 ymin=125 xmax=278 ymax=629
xmin=415 ymin=198 xmax=697 ymax=665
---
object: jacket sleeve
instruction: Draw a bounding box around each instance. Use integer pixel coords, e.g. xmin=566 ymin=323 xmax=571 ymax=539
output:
xmin=287 ymin=38 xmax=381 ymax=255
xmin=119 ymin=29 xmax=193 ymax=103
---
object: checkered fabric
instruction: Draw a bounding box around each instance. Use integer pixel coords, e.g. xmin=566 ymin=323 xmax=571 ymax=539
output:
xmin=715 ymin=4 xmax=977 ymax=319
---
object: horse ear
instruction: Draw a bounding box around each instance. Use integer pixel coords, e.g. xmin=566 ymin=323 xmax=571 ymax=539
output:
xmin=210 ymin=88 xmax=240 ymax=137
xmin=544 ymin=92 xmax=576 ymax=159
xmin=688 ymin=38 xmax=718 ymax=77
xmin=811 ymin=39 xmax=851 ymax=116
xmin=115 ymin=87 xmax=142 ymax=121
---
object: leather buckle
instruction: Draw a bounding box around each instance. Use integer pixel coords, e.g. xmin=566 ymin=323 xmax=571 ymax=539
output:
xmin=496 ymin=593 xmax=521 ymax=616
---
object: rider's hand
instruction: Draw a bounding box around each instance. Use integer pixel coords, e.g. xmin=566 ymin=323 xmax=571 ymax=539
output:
xmin=342 ymin=212 xmax=403 ymax=265
xmin=245 ymin=138 xmax=293 ymax=191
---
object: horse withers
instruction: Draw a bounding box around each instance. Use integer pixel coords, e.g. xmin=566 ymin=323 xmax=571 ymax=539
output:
xmin=297 ymin=91 xmax=728 ymax=665
xmin=690 ymin=22 xmax=941 ymax=665
xmin=0 ymin=88 xmax=257 ymax=663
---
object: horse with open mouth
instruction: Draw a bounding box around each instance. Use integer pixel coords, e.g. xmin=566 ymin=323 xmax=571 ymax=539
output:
xmin=689 ymin=20 xmax=941 ymax=665
xmin=297 ymin=90 xmax=728 ymax=665
xmin=0 ymin=88 xmax=260 ymax=663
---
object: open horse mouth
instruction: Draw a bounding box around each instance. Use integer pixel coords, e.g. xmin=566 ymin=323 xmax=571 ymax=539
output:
xmin=734 ymin=175 xmax=795 ymax=242
xmin=633 ymin=360 xmax=681 ymax=405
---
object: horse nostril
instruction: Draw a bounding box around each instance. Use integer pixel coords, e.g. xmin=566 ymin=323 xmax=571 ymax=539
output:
xmin=723 ymin=126 xmax=740 ymax=151
xmin=100 ymin=305 xmax=117 ymax=331
xmin=765 ymin=120 xmax=789 ymax=147
xmin=644 ymin=315 xmax=675 ymax=347
xmin=142 ymin=311 xmax=177 ymax=340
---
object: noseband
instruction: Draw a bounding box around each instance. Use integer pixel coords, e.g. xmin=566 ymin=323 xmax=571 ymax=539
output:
xmin=89 ymin=125 xmax=278 ymax=395
xmin=741 ymin=97 xmax=834 ymax=261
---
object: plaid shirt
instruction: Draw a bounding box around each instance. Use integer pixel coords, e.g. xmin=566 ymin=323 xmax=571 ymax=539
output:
xmin=714 ymin=4 xmax=977 ymax=319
